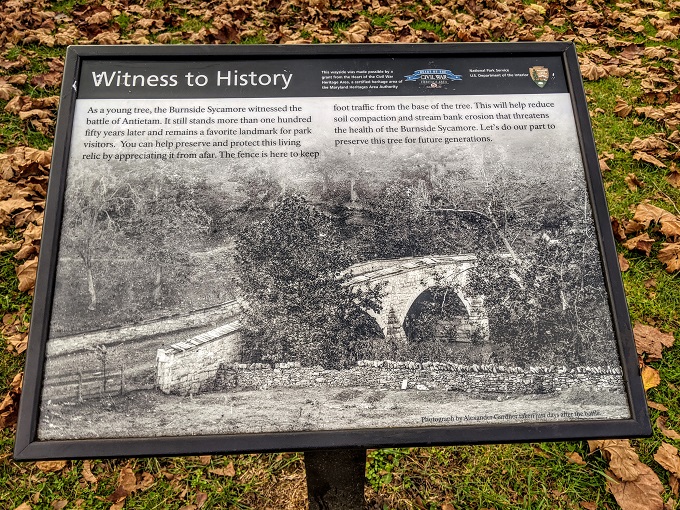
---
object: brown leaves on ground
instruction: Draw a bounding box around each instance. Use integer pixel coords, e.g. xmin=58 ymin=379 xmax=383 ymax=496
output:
xmin=0 ymin=145 xmax=50 ymax=295
xmin=0 ymin=371 xmax=22 ymax=430
xmin=209 ymin=461 xmax=236 ymax=477
xmin=656 ymin=417 xmax=680 ymax=441
xmin=606 ymin=464 xmax=664 ymax=510
xmin=632 ymin=203 xmax=677 ymax=231
xmin=658 ymin=243 xmax=680 ymax=272
xmin=5 ymin=95 xmax=59 ymax=136
xmin=655 ymin=443 xmax=680 ymax=497
xmin=35 ymin=460 xmax=67 ymax=473
xmin=81 ymin=460 xmax=98 ymax=484
xmin=634 ymin=323 xmax=675 ymax=362
xmin=2 ymin=307 xmax=29 ymax=354
xmin=623 ymin=233 xmax=655 ymax=256
xmin=589 ymin=440 xmax=664 ymax=510
xmin=107 ymin=466 xmax=155 ymax=506
xmin=620 ymin=202 xmax=680 ymax=272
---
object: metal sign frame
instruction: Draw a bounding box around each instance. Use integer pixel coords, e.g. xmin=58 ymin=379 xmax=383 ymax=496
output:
xmin=15 ymin=42 xmax=650 ymax=461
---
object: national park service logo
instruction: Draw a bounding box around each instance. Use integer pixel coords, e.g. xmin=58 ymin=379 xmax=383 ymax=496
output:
xmin=529 ymin=66 xmax=549 ymax=88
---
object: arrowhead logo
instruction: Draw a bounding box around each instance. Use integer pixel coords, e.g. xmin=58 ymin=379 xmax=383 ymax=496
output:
xmin=529 ymin=66 xmax=549 ymax=88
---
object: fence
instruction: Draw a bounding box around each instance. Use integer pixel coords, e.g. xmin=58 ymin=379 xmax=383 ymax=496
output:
xmin=41 ymin=367 xmax=135 ymax=403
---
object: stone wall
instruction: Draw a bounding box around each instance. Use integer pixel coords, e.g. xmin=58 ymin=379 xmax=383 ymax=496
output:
xmin=211 ymin=360 xmax=624 ymax=396
xmin=156 ymin=327 xmax=241 ymax=395
xmin=156 ymin=324 xmax=624 ymax=397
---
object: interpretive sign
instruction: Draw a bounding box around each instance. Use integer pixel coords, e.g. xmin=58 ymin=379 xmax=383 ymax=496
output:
xmin=15 ymin=43 xmax=650 ymax=460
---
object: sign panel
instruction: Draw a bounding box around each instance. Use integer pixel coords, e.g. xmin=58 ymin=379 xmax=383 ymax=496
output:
xmin=15 ymin=43 xmax=650 ymax=460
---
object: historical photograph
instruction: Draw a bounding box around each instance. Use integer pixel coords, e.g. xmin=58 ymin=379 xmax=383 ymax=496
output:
xmin=37 ymin=93 xmax=630 ymax=440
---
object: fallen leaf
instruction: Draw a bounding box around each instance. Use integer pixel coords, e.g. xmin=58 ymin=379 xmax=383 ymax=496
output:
xmin=633 ymin=203 xmax=677 ymax=229
xmin=566 ymin=451 xmax=587 ymax=465
xmin=667 ymin=171 xmax=680 ymax=188
xmin=137 ymin=472 xmax=154 ymax=491
xmin=658 ymin=243 xmax=680 ymax=272
xmin=625 ymin=173 xmax=644 ymax=191
xmin=629 ymin=136 xmax=667 ymax=151
xmin=634 ymin=323 xmax=675 ymax=361
xmin=589 ymin=439 xmax=640 ymax=481
xmin=661 ymin=219 xmax=680 ymax=241
xmin=119 ymin=467 xmax=137 ymax=493
xmin=642 ymin=365 xmax=661 ymax=391
xmin=36 ymin=460 xmax=67 ymax=473
xmin=16 ymin=257 xmax=38 ymax=293
xmin=581 ymin=503 xmax=597 ymax=510
xmin=645 ymin=46 xmax=667 ymax=59
xmin=108 ymin=467 xmax=137 ymax=503
xmin=195 ymin=492 xmax=208 ymax=508
xmin=0 ymin=81 xmax=21 ymax=101
xmin=6 ymin=333 xmax=28 ymax=354
xmin=209 ymin=461 xmax=235 ymax=477
xmin=606 ymin=465 xmax=664 ymax=510
xmin=14 ymin=504 xmax=31 ymax=510
xmin=619 ymin=253 xmax=630 ymax=271
xmin=0 ymin=372 xmax=22 ymax=430
xmin=50 ymin=500 xmax=67 ymax=510
xmin=624 ymin=233 xmax=655 ymax=256
xmin=612 ymin=217 xmax=627 ymax=241
xmin=655 ymin=443 xmax=680 ymax=476
xmin=664 ymin=498 xmax=676 ymax=510
xmin=657 ymin=417 xmax=680 ymax=440
xmin=614 ymin=97 xmax=633 ymax=117
xmin=30 ymin=72 xmax=62 ymax=89
xmin=199 ymin=455 xmax=211 ymax=465
xmin=648 ymin=401 xmax=669 ymax=411
xmin=633 ymin=151 xmax=667 ymax=168
xmin=82 ymin=460 xmax=97 ymax=483
xmin=671 ymin=475 xmax=680 ymax=497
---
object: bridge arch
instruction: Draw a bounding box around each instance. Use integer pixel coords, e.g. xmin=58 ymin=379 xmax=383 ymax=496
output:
xmin=342 ymin=256 xmax=489 ymax=344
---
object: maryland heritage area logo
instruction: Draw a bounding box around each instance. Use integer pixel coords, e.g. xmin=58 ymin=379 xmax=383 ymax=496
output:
xmin=404 ymin=69 xmax=462 ymax=88
xmin=529 ymin=66 xmax=549 ymax=88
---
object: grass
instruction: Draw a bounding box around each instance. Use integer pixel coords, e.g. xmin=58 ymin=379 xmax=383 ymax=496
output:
xmin=367 ymin=443 xmax=618 ymax=508
xmin=241 ymin=31 xmax=267 ymax=45
xmin=410 ymin=20 xmax=445 ymax=39
xmin=360 ymin=11 xmax=393 ymax=29
xmin=48 ymin=0 xmax=87 ymax=14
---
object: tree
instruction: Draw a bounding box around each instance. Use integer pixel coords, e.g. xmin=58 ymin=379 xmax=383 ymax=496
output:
xmin=119 ymin=169 xmax=213 ymax=306
xmin=235 ymin=193 xmax=382 ymax=369
xmin=60 ymin=167 xmax=132 ymax=311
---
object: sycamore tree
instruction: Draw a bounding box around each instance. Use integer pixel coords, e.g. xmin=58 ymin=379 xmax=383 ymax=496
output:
xmin=235 ymin=193 xmax=383 ymax=369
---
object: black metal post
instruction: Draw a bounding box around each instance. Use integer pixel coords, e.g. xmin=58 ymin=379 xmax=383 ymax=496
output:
xmin=304 ymin=449 xmax=366 ymax=510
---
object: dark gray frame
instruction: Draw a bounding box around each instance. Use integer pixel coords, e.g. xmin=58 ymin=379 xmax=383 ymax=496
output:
xmin=14 ymin=42 xmax=651 ymax=461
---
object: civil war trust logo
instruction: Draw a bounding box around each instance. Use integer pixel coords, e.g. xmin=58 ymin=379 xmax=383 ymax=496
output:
xmin=529 ymin=66 xmax=549 ymax=88
xmin=404 ymin=69 xmax=462 ymax=89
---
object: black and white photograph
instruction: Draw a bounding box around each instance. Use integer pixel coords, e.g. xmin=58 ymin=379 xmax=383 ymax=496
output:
xmin=36 ymin=84 xmax=632 ymax=441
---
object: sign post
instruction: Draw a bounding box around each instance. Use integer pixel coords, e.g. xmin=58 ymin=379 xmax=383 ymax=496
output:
xmin=15 ymin=44 xmax=649 ymax=473
xmin=305 ymin=449 xmax=366 ymax=509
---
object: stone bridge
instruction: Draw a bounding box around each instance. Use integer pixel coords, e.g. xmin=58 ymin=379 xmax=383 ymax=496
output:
xmin=342 ymin=255 xmax=489 ymax=344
